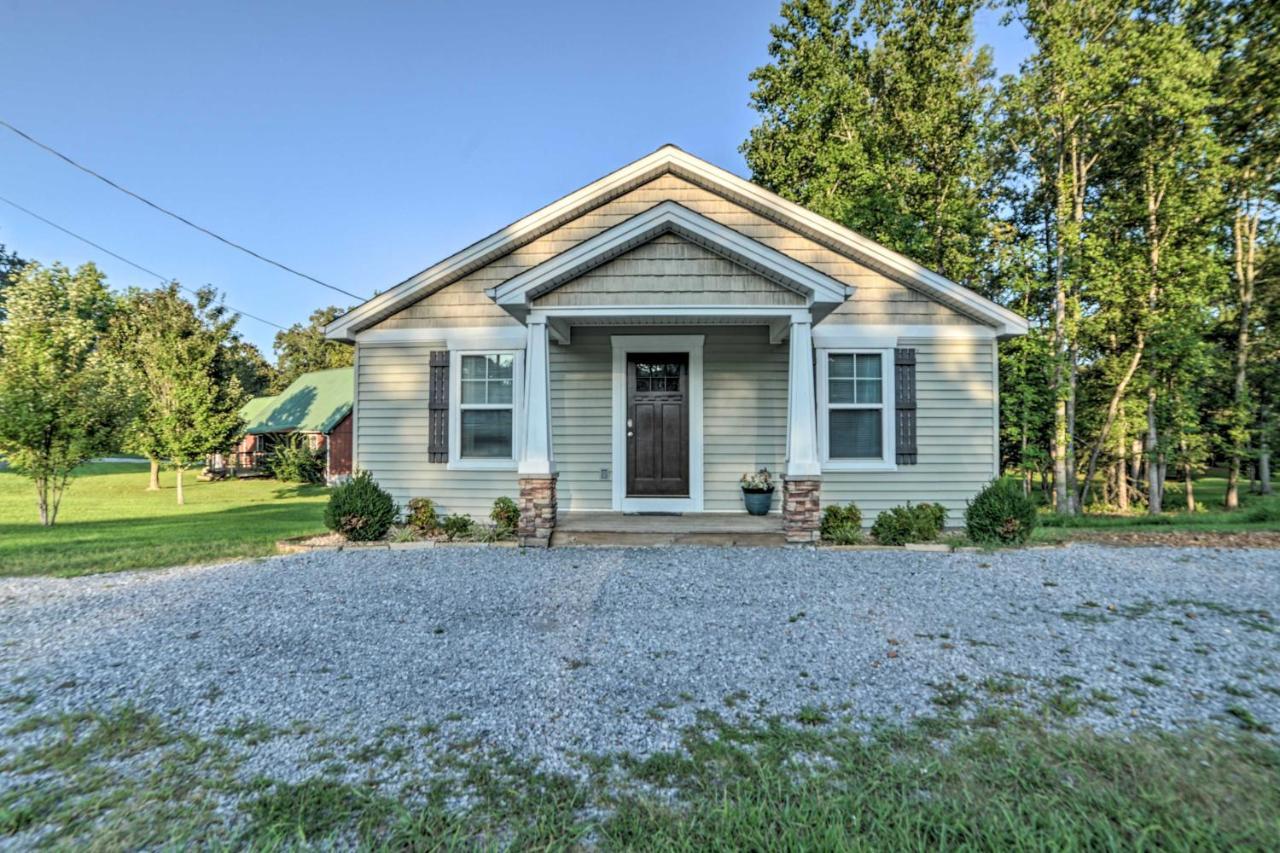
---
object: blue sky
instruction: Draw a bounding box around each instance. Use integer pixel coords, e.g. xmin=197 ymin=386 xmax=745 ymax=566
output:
xmin=1 ymin=1 xmax=1029 ymax=352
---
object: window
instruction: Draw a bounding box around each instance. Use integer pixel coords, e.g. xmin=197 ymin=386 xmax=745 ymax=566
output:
xmin=817 ymin=349 xmax=895 ymax=469
xmin=458 ymin=352 xmax=516 ymax=461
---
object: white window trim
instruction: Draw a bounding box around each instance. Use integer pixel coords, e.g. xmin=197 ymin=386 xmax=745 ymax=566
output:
xmin=816 ymin=347 xmax=897 ymax=472
xmin=448 ymin=349 xmax=524 ymax=471
xmin=610 ymin=335 xmax=704 ymax=512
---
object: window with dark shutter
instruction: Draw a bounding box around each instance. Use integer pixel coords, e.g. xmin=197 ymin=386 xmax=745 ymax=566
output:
xmin=894 ymin=347 xmax=917 ymax=464
xmin=428 ymin=351 xmax=449 ymax=463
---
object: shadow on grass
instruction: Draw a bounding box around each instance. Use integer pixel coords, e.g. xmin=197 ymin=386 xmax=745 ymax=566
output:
xmin=0 ymin=501 xmax=328 ymax=578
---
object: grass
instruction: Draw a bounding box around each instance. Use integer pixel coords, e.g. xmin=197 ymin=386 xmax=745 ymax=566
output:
xmin=0 ymin=462 xmax=328 ymax=577
xmin=4 ymin=705 xmax=1278 ymax=849
xmin=1030 ymin=475 xmax=1280 ymax=542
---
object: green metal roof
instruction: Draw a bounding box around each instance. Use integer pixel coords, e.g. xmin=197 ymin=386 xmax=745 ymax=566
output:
xmin=241 ymin=367 xmax=353 ymax=435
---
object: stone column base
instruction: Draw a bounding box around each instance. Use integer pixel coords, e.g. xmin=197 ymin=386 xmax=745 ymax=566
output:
xmin=518 ymin=474 xmax=558 ymax=548
xmin=782 ymin=476 xmax=822 ymax=544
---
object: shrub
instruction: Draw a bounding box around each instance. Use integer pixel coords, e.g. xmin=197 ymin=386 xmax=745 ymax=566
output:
xmin=440 ymin=513 xmax=475 ymax=541
xmin=965 ymin=478 xmax=1037 ymax=546
xmin=406 ymin=497 xmax=440 ymax=534
xmin=490 ymin=496 xmax=519 ymax=533
xmin=821 ymin=503 xmax=863 ymax=544
xmin=871 ymin=502 xmax=947 ymax=546
xmin=324 ymin=471 xmax=397 ymax=541
xmin=267 ymin=434 xmax=325 ymax=484
xmin=1244 ymin=501 xmax=1280 ymax=523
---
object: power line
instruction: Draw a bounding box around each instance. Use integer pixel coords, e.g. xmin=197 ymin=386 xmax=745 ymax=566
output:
xmin=0 ymin=118 xmax=366 ymax=301
xmin=0 ymin=193 xmax=288 ymax=331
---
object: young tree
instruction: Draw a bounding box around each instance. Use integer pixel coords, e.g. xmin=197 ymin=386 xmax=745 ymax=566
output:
xmin=272 ymin=305 xmax=354 ymax=392
xmin=112 ymin=284 xmax=246 ymax=504
xmin=0 ymin=263 xmax=136 ymax=525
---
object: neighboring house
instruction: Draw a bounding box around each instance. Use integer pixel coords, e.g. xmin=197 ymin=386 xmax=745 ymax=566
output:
xmin=325 ymin=146 xmax=1028 ymax=544
xmin=224 ymin=367 xmax=354 ymax=482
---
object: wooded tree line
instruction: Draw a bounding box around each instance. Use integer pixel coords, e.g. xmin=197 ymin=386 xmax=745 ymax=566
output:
xmin=0 ymin=248 xmax=353 ymax=524
xmin=744 ymin=0 xmax=1277 ymax=514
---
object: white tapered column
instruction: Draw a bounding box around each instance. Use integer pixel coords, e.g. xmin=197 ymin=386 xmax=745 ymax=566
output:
xmin=518 ymin=315 xmax=555 ymax=476
xmin=785 ymin=319 xmax=821 ymax=477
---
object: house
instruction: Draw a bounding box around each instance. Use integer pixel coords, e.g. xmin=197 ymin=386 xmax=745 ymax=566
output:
xmin=225 ymin=367 xmax=354 ymax=482
xmin=325 ymin=146 xmax=1028 ymax=544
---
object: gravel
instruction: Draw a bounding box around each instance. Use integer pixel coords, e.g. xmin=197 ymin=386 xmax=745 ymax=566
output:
xmin=1 ymin=544 xmax=1278 ymax=781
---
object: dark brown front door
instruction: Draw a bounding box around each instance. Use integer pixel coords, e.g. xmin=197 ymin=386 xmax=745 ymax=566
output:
xmin=626 ymin=353 xmax=689 ymax=497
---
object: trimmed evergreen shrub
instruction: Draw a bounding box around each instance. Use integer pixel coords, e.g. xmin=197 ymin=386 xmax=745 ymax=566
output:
xmin=324 ymin=471 xmax=397 ymax=541
xmin=871 ymin=502 xmax=947 ymax=545
xmin=965 ymin=478 xmax=1037 ymax=546
xmin=267 ymin=434 xmax=325 ymax=484
xmin=490 ymin=496 xmax=519 ymax=534
xmin=406 ymin=497 xmax=440 ymax=534
xmin=440 ymin=513 xmax=475 ymax=541
xmin=821 ymin=503 xmax=863 ymax=544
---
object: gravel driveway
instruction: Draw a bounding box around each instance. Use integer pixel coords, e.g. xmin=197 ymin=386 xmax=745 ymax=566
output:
xmin=2 ymin=545 xmax=1278 ymax=780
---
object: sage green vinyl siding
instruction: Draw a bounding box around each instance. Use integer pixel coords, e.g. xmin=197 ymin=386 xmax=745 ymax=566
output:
xmin=550 ymin=325 xmax=786 ymax=512
xmin=355 ymin=341 xmax=517 ymax=516
xmin=373 ymin=173 xmax=982 ymax=330
xmin=820 ymin=336 xmax=996 ymax=524
xmin=534 ymin=234 xmax=803 ymax=307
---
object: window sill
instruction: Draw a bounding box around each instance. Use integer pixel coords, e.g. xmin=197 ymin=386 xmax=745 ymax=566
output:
xmin=821 ymin=461 xmax=898 ymax=473
xmin=447 ymin=459 xmax=518 ymax=472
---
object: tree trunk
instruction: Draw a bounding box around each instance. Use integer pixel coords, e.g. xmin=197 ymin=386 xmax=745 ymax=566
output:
xmin=1181 ymin=437 xmax=1195 ymax=512
xmin=176 ymin=466 xmax=185 ymax=506
xmin=148 ymin=457 xmax=161 ymax=491
xmin=36 ymin=476 xmax=50 ymax=527
xmin=1226 ymin=206 xmax=1258 ymax=509
xmin=1146 ymin=388 xmax=1162 ymax=515
xmin=1116 ymin=428 xmax=1130 ymax=511
xmin=1261 ymin=403 xmax=1273 ymax=495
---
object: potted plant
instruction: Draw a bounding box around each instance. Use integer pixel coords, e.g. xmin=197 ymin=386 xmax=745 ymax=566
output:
xmin=740 ymin=467 xmax=775 ymax=516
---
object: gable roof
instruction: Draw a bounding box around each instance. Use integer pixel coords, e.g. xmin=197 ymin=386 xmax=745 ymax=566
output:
xmin=490 ymin=201 xmax=850 ymax=318
xmin=241 ymin=367 xmax=353 ymax=435
xmin=326 ymin=145 xmax=1029 ymax=340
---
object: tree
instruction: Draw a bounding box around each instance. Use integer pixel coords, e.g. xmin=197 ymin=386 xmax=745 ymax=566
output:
xmin=742 ymin=0 xmax=996 ymax=285
xmin=0 ymin=263 xmax=137 ymax=525
xmin=112 ymin=284 xmax=246 ymax=504
xmin=0 ymin=242 xmax=27 ymax=321
xmin=272 ymin=305 xmax=354 ymax=392
xmin=226 ymin=338 xmax=276 ymax=397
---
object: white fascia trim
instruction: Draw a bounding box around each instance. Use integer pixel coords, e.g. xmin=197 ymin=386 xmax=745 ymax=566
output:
xmin=355 ymin=326 xmax=528 ymax=349
xmin=492 ymin=201 xmax=849 ymax=307
xmin=812 ymin=323 xmax=997 ymax=347
xmin=665 ymin=151 xmax=1030 ymax=337
xmin=815 ymin=346 xmax=898 ymax=473
xmin=531 ymin=306 xmax=810 ymax=321
xmin=326 ymin=144 xmax=1027 ymax=341
xmin=610 ymin=335 xmax=704 ymax=512
xmin=446 ymin=348 xmax=525 ymax=472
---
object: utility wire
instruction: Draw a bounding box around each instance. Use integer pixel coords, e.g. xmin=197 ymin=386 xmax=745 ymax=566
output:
xmin=0 ymin=118 xmax=365 ymax=301
xmin=0 ymin=193 xmax=288 ymax=331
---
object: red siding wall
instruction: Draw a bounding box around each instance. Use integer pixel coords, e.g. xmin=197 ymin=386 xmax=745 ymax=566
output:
xmin=327 ymin=413 xmax=353 ymax=478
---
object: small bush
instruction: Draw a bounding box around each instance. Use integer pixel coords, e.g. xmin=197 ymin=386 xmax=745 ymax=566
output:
xmin=490 ymin=496 xmax=519 ymax=533
xmin=1244 ymin=501 xmax=1280 ymax=523
xmin=871 ymin=502 xmax=947 ymax=545
xmin=821 ymin=503 xmax=863 ymax=544
xmin=440 ymin=514 xmax=475 ymax=541
xmin=267 ymin=434 xmax=325 ymax=484
xmin=324 ymin=471 xmax=397 ymax=541
xmin=405 ymin=498 xmax=440 ymax=534
xmin=965 ymin=478 xmax=1037 ymax=546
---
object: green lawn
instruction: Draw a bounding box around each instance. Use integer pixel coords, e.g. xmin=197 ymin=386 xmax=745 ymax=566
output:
xmin=0 ymin=463 xmax=328 ymax=578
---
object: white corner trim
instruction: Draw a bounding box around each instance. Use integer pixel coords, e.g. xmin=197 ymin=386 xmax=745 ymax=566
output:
xmin=610 ymin=335 xmax=704 ymax=512
xmin=815 ymin=346 xmax=897 ymax=472
xmin=446 ymin=348 xmax=525 ymax=472
xmin=493 ymin=201 xmax=849 ymax=307
xmin=991 ymin=337 xmax=1001 ymax=480
xmin=355 ymin=325 xmax=528 ymax=349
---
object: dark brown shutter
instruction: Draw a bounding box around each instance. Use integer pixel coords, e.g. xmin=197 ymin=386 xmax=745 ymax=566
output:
xmin=428 ymin=351 xmax=449 ymax=463
xmin=894 ymin=348 xmax=917 ymax=465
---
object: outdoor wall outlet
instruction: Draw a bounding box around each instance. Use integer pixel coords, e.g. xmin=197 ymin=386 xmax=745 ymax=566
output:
xmin=600 ymin=468 xmax=610 ymax=480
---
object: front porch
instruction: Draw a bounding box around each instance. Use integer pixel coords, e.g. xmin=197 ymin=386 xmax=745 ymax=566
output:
xmin=551 ymin=512 xmax=786 ymax=547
